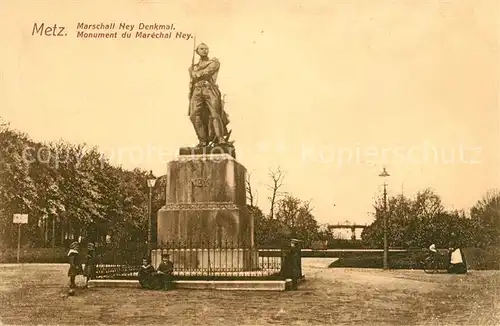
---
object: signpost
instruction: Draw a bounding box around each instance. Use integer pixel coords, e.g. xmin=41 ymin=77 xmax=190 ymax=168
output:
xmin=13 ymin=214 xmax=28 ymax=263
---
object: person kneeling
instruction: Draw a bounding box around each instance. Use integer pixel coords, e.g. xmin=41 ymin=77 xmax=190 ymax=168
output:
xmin=138 ymin=258 xmax=156 ymax=289
xmin=154 ymin=253 xmax=174 ymax=290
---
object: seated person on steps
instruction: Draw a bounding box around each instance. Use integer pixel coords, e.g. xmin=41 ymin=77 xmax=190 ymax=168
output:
xmin=138 ymin=258 xmax=156 ymax=289
xmin=154 ymin=253 xmax=174 ymax=290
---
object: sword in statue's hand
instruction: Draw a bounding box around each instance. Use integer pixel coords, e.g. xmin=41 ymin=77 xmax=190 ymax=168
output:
xmin=188 ymin=36 xmax=196 ymax=114
xmin=191 ymin=35 xmax=196 ymax=70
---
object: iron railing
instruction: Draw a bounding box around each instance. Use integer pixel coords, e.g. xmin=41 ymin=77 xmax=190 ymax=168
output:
xmin=94 ymin=243 xmax=146 ymax=279
xmin=93 ymin=240 xmax=302 ymax=281
xmin=152 ymin=240 xmax=283 ymax=280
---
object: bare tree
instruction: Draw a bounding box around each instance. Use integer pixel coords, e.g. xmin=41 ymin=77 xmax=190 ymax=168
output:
xmin=266 ymin=167 xmax=285 ymax=219
xmin=246 ymin=171 xmax=258 ymax=207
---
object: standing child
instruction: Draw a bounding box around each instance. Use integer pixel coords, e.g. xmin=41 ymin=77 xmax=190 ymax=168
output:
xmin=83 ymin=243 xmax=96 ymax=287
xmin=67 ymin=241 xmax=83 ymax=289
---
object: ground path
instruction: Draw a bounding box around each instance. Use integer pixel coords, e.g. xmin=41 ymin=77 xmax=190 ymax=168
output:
xmin=0 ymin=259 xmax=498 ymax=325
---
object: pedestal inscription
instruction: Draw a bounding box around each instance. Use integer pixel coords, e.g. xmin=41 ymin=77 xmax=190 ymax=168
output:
xmin=157 ymin=153 xmax=254 ymax=248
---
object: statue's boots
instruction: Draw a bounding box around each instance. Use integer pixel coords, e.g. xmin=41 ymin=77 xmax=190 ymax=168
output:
xmin=190 ymin=115 xmax=208 ymax=147
xmin=211 ymin=117 xmax=228 ymax=145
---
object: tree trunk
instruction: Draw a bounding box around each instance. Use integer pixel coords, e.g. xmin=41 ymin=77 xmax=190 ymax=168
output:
xmin=44 ymin=218 xmax=49 ymax=246
xmin=51 ymin=217 xmax=56 ymax=247
xmin=60 ymin=218 xmax=65 ymax=246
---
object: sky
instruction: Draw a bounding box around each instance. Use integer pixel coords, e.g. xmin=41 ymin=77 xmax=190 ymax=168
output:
xmin=0 ymin=0 xmax=498 ymax=229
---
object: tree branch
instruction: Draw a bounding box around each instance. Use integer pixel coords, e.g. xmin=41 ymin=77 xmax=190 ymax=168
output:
xmin=267 ymin=167 xmax=285 ymax=219
xmin=246 ymin=171 xmax=255 ymax=207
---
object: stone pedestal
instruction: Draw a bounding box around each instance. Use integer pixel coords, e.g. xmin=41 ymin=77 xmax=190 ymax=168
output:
xmin=156 ymin=152 xmax=256 ymax=270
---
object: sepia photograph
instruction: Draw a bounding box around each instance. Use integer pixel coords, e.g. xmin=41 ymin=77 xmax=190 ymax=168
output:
xmin=0 ymin=0 xmax=499 ymax=325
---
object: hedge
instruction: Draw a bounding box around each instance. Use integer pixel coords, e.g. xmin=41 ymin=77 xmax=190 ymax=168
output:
xmin=0 ymin=244 xmax=146 ymax=264
xmin=2 ymin=246 xmax=499 ymax=269
xmin=328 ymin=247 xmax=500 ymax=270
xmin=0 ymin=247 xmax=68 ymax=263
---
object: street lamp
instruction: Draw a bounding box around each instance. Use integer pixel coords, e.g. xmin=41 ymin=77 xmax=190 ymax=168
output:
xmin=378 ymin=167 xmax=390 ymax=270
xmin=147 ymin=170 xmax=157 ymax=252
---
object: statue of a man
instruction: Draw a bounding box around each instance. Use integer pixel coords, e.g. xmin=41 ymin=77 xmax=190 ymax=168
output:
xmin=188 ymin=43 xmax=231 ymax=147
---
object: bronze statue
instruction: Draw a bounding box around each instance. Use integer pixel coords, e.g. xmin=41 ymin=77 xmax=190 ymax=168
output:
xmin=188 ymin=43 xmax=232 ymax=148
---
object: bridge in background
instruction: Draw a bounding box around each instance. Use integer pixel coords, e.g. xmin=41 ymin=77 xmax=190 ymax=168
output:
xmin=327 ymin=224 xmax=368 ymax=240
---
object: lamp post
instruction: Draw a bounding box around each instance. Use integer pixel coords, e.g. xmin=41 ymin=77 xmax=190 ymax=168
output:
xmin=147 ymin=170 xmax=157 ymax=253
xmin=378 ymin=167 xmax=390 ymax=270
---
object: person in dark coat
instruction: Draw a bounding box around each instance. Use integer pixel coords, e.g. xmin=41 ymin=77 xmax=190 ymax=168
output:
xmin=67 ymin=241 xmax=83 ymax=288
xmin=155 ymin=253 xmax=174 ymax=290
xmin=138 ymin=258 xmax=156 ymax=289
xmin=83 ymin=243 xmax=97 ymax=287
xmin=280 ymin=239 xmax=301 ymax=290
